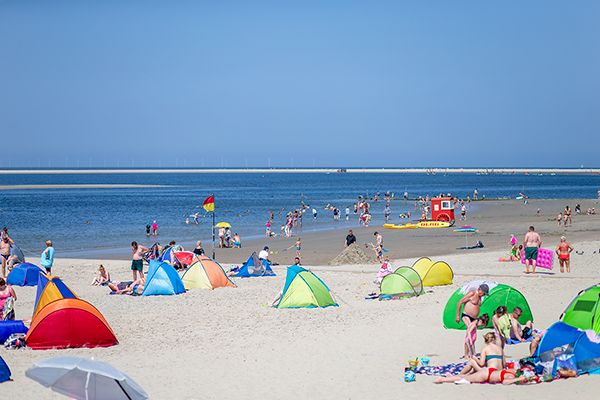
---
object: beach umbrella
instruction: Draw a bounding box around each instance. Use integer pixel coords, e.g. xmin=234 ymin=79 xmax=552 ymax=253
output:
xmin=26 ymin=357 xmax=149 ymax=400
xmin=453 ymin=226 xmax=479 ymax=248
xmin=214 ymin=221 xmax=231 ymax=228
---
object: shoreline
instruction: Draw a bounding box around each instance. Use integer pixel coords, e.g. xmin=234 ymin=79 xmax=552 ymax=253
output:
xmin=49 ymin=198 xmax=600 ymax=267
xmin=1 ymin=167 xmax=600 ymax=175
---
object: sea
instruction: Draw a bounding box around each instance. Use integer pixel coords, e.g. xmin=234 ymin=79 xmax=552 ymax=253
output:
xmin=0 ymin=171 xmax=599 ymax=258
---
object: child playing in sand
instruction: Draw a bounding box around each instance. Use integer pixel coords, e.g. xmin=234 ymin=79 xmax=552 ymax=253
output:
xmin=464 ymin=314 xmax=489 ymax=358
xmin=375 ymin=257 xmax=393 ymax=286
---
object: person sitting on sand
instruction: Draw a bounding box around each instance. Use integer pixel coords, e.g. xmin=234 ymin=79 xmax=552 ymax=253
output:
xmin=293 ymin=257 xmax=301 ymax=266
xmin=455 ymin=284 xmax=489 ymax=328
xmin=375 ymin=257 xmax=393 ymax=286
xmin=556 ymin=236 xmax=573 ymax=273
xmin=0 ymin=277 xmax=17 ymax=320
xmin=91 ymin=265 xmax=111 ymax=286
xmin=435 ymin=332 xmax=525 ymax=385
xmin=509 ymin=307 xmax=534 ymax=343
xmin=464 ymin=314 xmax=489 ymax=359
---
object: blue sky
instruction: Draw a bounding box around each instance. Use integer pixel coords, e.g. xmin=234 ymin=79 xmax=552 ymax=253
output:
xmin=1 ymin=1 xmax=599 ymax=168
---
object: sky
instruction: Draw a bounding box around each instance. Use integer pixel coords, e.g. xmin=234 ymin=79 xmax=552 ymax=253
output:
xmin=1 ymin=0 xmax=599 ymax=168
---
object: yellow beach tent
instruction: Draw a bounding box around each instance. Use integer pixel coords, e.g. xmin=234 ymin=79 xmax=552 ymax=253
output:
xmin=181 ymin=256 xmax=236 ymax=290
xmin=410 ymin=257 xmax=453 ymax=287
xmin=33 ymin=274 xmax=78 ymax=317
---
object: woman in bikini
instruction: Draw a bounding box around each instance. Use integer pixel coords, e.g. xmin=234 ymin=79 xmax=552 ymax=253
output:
xmin=556 ymin=236 xmax=574 ymax=273
xmin=435 ymin=332 xmax=525 ymax=384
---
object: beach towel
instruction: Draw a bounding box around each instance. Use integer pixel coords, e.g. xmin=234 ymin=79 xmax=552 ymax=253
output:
xmin=506 ymin=336 xmax=533 ymax=345
xmin=414 ymin=362 xmax=467 ymax=376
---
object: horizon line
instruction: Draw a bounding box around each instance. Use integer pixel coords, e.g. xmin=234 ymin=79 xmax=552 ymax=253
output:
xmin=1 ymin=167 xmax=600 ymax=175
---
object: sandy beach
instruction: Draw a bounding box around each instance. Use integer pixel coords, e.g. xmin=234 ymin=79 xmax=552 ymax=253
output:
xmin=2 ymin=198 xmax=600 ymax=399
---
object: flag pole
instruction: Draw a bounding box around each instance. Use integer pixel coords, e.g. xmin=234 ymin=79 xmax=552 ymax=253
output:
xmin=212 ymin=193 xmax=216 ymax=260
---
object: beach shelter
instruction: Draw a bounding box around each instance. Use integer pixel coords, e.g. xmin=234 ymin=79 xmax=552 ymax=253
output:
xmin=7 ymin=263 xmax=44 ymax=286
xmin=33 ymin=275 xmax=77 ymax=318
xmin=142 ymin=260 xmax=185 ymax=296
xmin=158 ymin=246 xmax=175 ymax=264
xmin=443 ymin=281 xmax=533 ymax=329
xmin=0 ymin=356 xmax=11 ymax=383
xmin=274 ymin=266 xmax=337 ymax=309
xmin=181 ymin=256 xmax=236 ymax=290
xmin=408 ymin=257 xmax=453 ymax=287
xmin=380 ymin=267 xmax=423 ymax=297
xmin=0 ymin=320 xmax=29 ymax=342
xmin=25 ymin=298 xmax=118 ymax=350
xmin=235 ymin=252 xmax=276 ymax=277
xmin=174 ymin=251 xmax=197 ymax=267
xmin=537 ymin=322 xmax=600 ymax=375
xmin=560 ymin=285 xmax=600 ymax=332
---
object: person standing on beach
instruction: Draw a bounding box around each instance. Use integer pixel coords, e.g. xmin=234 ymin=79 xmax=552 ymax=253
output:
xmin=455 ymin=284 xmax=489 ymax=327
xmin=345 ymin=206 xmax=350 ymax=220
xmin=374 ymin=231 xmax=384 ymax=262
xmin=131 ymin=241 xmax=148 ymax=281
xmin=151 ymin=220 xmax=158 ymax=236
xmin=0 ymin=233 xmax=14 ymax=278
xmin=40 ymin=240 xmax=55 ymax=275
xmin=345 ymin=229 xmax=356 ymax=247
xmin=193 ymin=240 xmax=205 ymax=256
xmin=312 ymin=208 xmax=317 ymax=220
xmin=556 ymin=236 xmax=573 ymax=273
xmin=523 ymin=226 xmax=542 ymax=274
xmin=563 ymin=206 xmax=572 ymax=226
xmin=145 ymin=223 xmax=151 ymax=237
xmin=473 ymin=189 xmax=478 ymax=200
xmin=295 ymin=238 xmax=302 ymax=260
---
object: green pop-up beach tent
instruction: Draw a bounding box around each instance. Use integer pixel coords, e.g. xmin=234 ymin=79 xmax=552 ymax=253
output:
xmin=561 ymin=285 xmax=600 ymax=332
xmin=380 ymin=267 xmax=423 ymax=297
xmin=274 ymin=266 xmax=338 ymax=309
xmin=443 ymin=281 xmax=533 ymax=329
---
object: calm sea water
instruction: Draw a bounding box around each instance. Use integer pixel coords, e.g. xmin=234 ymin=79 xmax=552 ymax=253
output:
xmin=0 ymin=172 xmax=599 ymax=258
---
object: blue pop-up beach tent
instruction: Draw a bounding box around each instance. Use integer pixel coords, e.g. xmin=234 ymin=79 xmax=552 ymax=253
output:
xmin=537 ymin=321 xmax=600 ymax=374
xmin=234 ymin=253 xmax=276 ymax=277
xmin=7 ymin=263 xmax=44 ymax=287
xmin=142 ymin=260 xmax=185 ymax=296
xmin=0 ymin=356 xmax=11 ymax=383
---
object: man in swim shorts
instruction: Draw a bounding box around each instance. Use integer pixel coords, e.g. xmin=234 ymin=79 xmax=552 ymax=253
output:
xmin=523 ymin=226 xmax=541 ymax=274
xmin=455 ymin=284 xmax=489 ymax=327
xmin=131 ymin=241 xmax=148 ymax=281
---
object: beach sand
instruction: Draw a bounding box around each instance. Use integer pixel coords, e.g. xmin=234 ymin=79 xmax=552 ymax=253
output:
xmin=3 ymin=199 xmax=600 ymax=399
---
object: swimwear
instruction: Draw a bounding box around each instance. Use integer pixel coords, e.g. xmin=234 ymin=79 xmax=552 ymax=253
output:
xmin=486 ymin=368 xmax=497 ymax=383
xmin=559 ymin=253 xmax=570 ymax=261
xmin=524 ymin=247 xmax=538 ymax=260
xmin=131 ymin=259 xmax=143 ymax=271
xmin=500 ymin=370 xmax=516 ymax=382
xmin=131 ymin=284 xmax=140 ymax=295
xmin=0 ymin=254 xmax=9 ymax=260
xmin=461 ymin=313 xmax=477 ymax=323
xmin=485 ymin=355 xmax=503 ymax=362
xmin=521 ymin=327 xmax=533 ymax=340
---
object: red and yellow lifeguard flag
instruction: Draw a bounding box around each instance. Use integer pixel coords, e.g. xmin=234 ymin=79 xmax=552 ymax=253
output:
xmin=202 ymin=195 xmax=215 ymax=212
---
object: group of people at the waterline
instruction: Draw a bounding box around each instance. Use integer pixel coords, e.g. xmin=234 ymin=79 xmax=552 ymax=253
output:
xmin=434 ymin=285 xmax=539 ymax=385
